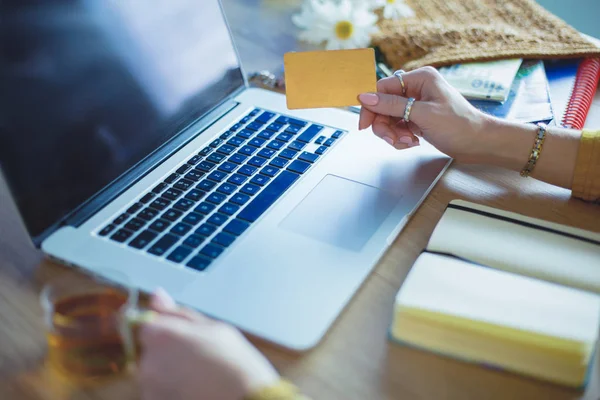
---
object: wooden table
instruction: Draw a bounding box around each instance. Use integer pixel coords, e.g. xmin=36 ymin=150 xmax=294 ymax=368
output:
xmin=1 ymin=1 xmax=599 ymax=399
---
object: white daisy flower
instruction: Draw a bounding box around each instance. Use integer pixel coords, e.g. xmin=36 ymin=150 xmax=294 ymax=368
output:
xmin=371 ymin=0 xmax=416 ymax=20
xmin=292 ymin=0 xmax=379 ymax=50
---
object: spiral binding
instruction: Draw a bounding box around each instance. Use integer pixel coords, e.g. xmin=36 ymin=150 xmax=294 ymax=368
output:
xmin=561 ymin=58 xmax=600 ymax=130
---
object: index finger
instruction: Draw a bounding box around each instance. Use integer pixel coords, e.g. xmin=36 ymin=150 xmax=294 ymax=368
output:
xmin=358 ymin=77 xmax=396 ymax=130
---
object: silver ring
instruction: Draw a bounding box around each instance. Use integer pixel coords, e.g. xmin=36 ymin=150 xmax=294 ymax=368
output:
xmin=393 ymin=69 xmax=407 ymax=96
xmin=403 ymin=97 xmax=415 ymax=123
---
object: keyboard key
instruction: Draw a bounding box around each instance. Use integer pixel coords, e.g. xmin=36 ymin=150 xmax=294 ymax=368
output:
xmin=324 ymin=138 xmax=336 ymax=147
xmin=212 ymin=233 xmax=236 ymax=247
xmin=163 ymin=188 xmax=183 ymax=201
xmin=227 ymin=173 xmax=247 ymax=186
xmin=288 ymin=141 xmax=306 ymax=151
xmin=250 ymin=174 xmax=270 ymax=186
xmin=241 ymin=116 xmax=251 ymax=123
xmin=173 ymin=198 xmax=195 ymax=211
xmin=195 ymin=202 xmax=216 ymax=215
xmin=258 ymin=130 xmax=276 ymax=140
xmin=239 ymin=145 xmax=257 ymax=156
xmin=279 ymin=149 xmax=298 ymax=160
xmin=99 ymin=224 xmax=116 ymax=236
xmin=167 ymin=246 xmax=193 ymax=263
xmin=113 ymin=213 xmax=129 ymax=225
xmin=171 ymin=222 xmax=193 ymax=236
xmin=238 ymin=165 xmax=257 ymax=176
xmin=207 ymin=213 xmax=228 ymax=226
xmin=148 ymin=234 xmax=179 ymax=256
xmin=248 ymin=156 xmax=267 ymax=168
xmin=176 ymin=165 xmax=191 ymax=175
xmin=260 ymin=166 xmax=280 ymax=177
xmin=138 ymin=208 xmax=159 ymax=221
xmin=298 ymin=152 xmax=319 ymax=163
xmin=257 ymin=148 xmax=276 ymax=159
xmin=162 ymin=208 xmax=183 ymax=222
xmin=197 ymin=179 xmax=217 ymax=191
xmin=315 ymin=145 xmax=328 ymax=155
xmin=196 ymin=223 xmax=217 ymax=237
xmin=217 ymin=183 xmax=237 ymax=195
xmin=207 ymin=152 xmax=226 ymax=164
xmin=218 ymin=162 xmax=237 ymax=173
xmin=270 ymin=157 xmax=289 ymax=168
xmin=287 ymin=160 xmax=311 ymax=174
xmin=164 ymin=173 xmax=179 ymax=184
xmin=221 ymin=130 xmax=234 ymax=140
xmin=187 ymin=155 xmax=202 ymax=165
xmin=237 ymin=170 xmax=299 ymax=223
xmin=315 ymin=136 xmax=326 ymax=144
xmin=266 ymin=123 xmax=283 ymax=132
xmin=140 ymin=193 xmax=155 ymax=204
xmin=210 ymin=138 xmax=223 ymax=148
xmin=297 ymin=124 xmax=323 ymax=143
xmin=185 ymin=171 xmax=204 ymax=185
xmin=228 ymin=137 xmax=245 ymax=147
xmin=152 ymin=182 xmax=168 ymax=194
xmin=199 ymin=244 xmax=224 ymax=259
xmin=230 ymin=123 xmax=242 ymax=131
xmin=267 ymin=140 xmax=285 ymax=150
xmin=206 ymin=192 xmax=227 ymax=205
xmin=216 ymin=144 xmax=236 ymax=155
xmin=240 ymin=183 xmax=261 ymax=196
xmin=127 ymin=203 xmax=143 ymax=214
xmin=196 ymin=161 xmax=216 ymax=172
xmin=223 ymin=219 xmax=250 ymax=236
xmin=284 ymin=125 xmax=302 ymax=134
xmin=332 ymin=130 xmax=344 ymax=139
xmin=219 ymin=203 xmax=240 ymax=216
xmin=110 ymin=229 xmax=133 ymax=243
xmin=183 ymin=234 xmax=206 ymax=248
xmin=185 ymin=189 xmax=206 ymax=202
xmin=246 ymin=122 xmax=263 ymax=131
xmin=198 ymin=147 xmax=212 ymax=156
xmin=207 ymin=171 xmax=228 ymax=182
xmin=256 ymin=111 xmax=275 ymax=123
xmin=248 ymin=137 xmax=266 ymax=148
xmin=276 ymin=132 xmax=293 ymax=142
xmin=174 ymin=179 xmax=194 ymax=191
xmin=229 ymin=153 xmax=248 ymax=164
xmin=276 ymin=116 xmax=306 ymax=127
xmin=186 ymin=255 xmax=212 ymax=271
xmin=149 ymin=219 xmax=171 ymax=232
xmin=149 ymin=198 xmax=171 ymax=211
xmin=230 ymin=193 xmax=251 ymax=206
xmin=182 ymin=212 xmax=204 ymax=226
xmin=125 ymin=218 xmax=146 ymax=232
xmin=129 ymin=230 xmax=158 ymax=249
xmin=237 ymin=129 xmax=253 ymax=139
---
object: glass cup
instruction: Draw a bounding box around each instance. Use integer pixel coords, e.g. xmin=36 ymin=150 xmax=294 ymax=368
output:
xmin=40 ymin=270 xmax=150 ymax=383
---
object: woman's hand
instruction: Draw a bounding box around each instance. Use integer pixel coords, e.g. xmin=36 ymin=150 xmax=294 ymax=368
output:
xmin=358 ymin=66 xmax=491 ymax=163
xmin=138 ymin=289 xmax=280 ymax=400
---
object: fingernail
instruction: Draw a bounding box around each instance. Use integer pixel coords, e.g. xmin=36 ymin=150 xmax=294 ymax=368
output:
xmin=358 ymin=93 xmax=379 ymax=106
xmin=382 ymin=136 xmax=394 ymax=146
xmin=399 ymin=136 xmax=413 ymax=145
xmin=154 ymin=287 xmax=176 ymax=309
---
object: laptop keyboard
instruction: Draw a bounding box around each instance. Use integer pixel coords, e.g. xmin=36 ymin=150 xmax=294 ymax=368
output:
xmin=96 ymin=108 xmax=346 ymax=271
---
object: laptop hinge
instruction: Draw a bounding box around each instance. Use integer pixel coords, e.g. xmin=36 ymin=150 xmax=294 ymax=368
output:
xmin=33 ymin=89 xmax=245 ymax=247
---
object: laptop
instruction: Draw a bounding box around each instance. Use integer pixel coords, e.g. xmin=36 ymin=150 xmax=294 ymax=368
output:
xmin=0 ymin=0 xmax=450 ymax=350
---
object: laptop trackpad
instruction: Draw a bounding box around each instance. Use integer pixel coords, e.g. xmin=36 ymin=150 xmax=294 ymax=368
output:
xmin=279 ymin=175 xmax=401 ymax=251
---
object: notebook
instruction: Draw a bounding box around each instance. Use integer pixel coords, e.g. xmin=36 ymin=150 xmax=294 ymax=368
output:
xmin=390 ymin=200 xmax=600 ymax=388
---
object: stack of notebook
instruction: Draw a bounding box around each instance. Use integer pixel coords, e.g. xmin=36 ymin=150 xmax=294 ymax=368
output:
xmin=390 ymin=200 xmax=600 ymax=388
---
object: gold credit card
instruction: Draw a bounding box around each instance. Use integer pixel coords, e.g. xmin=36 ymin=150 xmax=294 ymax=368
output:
xmin=283 ymin=48 xmax=377 ymax=109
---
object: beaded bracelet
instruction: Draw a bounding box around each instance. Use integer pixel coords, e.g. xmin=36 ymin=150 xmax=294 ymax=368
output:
xmin=520 ymin=123 xmax=548 ymax=177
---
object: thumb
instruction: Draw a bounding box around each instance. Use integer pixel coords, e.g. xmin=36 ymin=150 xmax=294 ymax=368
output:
xmin=358 ymin=92 xmax=426 ymax=123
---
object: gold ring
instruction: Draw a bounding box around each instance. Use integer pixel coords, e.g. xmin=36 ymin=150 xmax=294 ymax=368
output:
xmin=393 ymin=70 xmax=407 ymax=96
xmin=403 ymin=97 xmax=415 ymax=123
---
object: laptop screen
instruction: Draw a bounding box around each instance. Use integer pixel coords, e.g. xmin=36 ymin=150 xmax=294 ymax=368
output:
xmin=1 ymin=0 xmax=244 ymax=239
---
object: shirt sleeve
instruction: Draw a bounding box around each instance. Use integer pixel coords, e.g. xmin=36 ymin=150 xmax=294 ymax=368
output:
xmin=572 ymin=129 xmax=600 ymax=202
xmin=244 ymin=379 xmax=310 ymax=400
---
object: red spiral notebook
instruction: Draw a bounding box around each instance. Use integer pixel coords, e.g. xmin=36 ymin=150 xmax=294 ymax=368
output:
xmin=545 ymin=58 xmax=600 ymax=129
